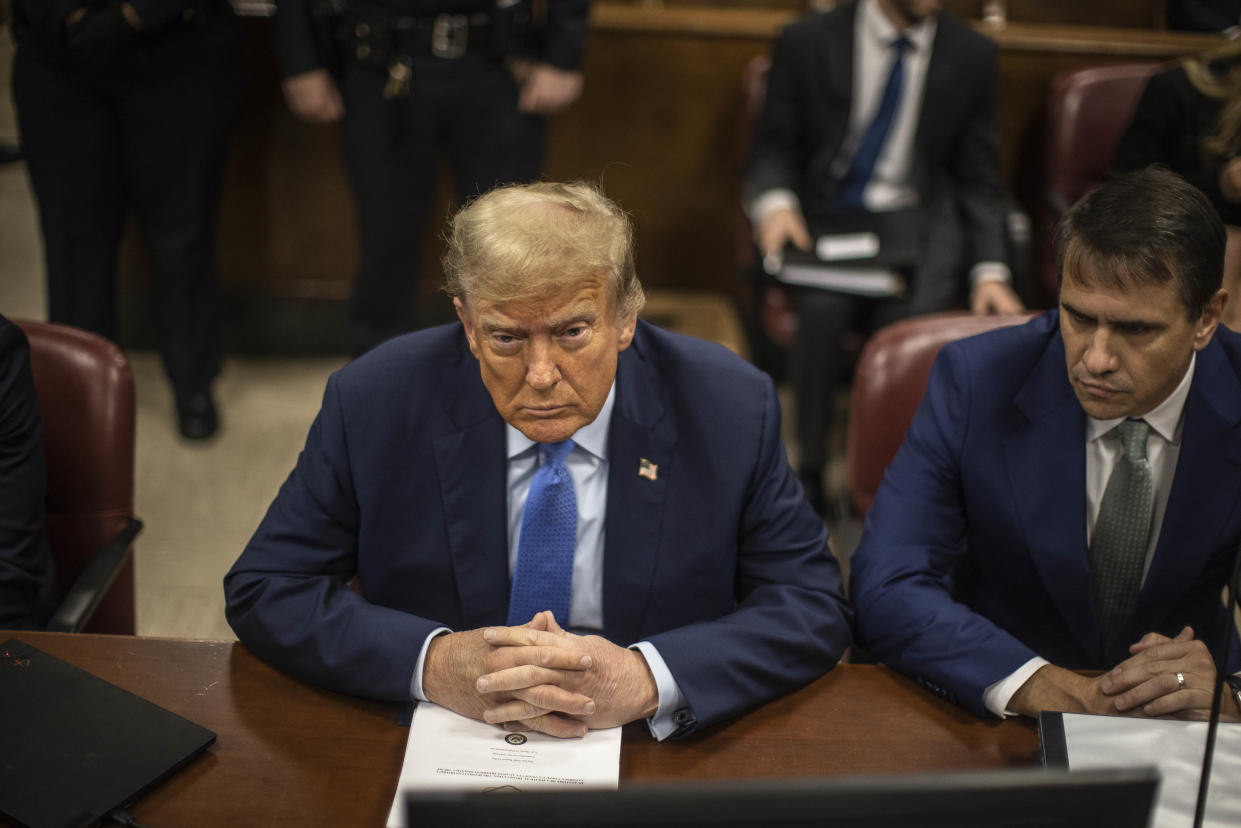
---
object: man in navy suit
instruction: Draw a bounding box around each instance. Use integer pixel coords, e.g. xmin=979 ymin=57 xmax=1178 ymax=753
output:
xmin=225 ymin=182 xmax=852 ymax=739
xmin=0 ymin=315 xmax=58 ymax=630
xmin=851 ymin=168 xmax=1241 ymax=721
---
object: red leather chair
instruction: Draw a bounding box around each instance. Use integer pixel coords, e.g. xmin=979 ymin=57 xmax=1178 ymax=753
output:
xmin=16 ymin=320 xmax=141 ymax=634
xmin=1038 ymin=63 xmax=1162 ymax=300
xmin=846 ymin=311 xmax=1036 ymax=517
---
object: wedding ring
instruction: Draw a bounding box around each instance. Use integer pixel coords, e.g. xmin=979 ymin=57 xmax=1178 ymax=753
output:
xmin=1176 ymin=672 xmax=1186 ymax=690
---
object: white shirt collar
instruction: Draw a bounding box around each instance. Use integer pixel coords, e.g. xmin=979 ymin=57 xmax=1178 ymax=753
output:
xmin=505 ymin=380 xmax=616 ymax=462
xmin=1086 ymin=352 xmax=1196 ymax=444
xmin=861 ymin=0 xmax=937 ymax=53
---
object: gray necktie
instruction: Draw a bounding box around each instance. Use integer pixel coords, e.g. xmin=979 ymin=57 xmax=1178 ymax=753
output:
xmin=1089 ymin=418 xmax=1154 ymax=648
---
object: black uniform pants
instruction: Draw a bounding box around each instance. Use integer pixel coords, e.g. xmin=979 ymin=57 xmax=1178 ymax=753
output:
xmin=337 ymin=52 xmax=545 ymax=354
xmin=12 ymin=18 xmax=245 ymax=395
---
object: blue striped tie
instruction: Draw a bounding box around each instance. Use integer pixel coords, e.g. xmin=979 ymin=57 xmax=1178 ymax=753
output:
xmin=507 ymin=440 xmax=577 ymax=627
xmin=837 ymin=36 xmax=911 ymax=207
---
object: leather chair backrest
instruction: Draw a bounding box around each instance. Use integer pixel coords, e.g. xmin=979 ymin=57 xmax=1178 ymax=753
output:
xmin=1039 ymin=62 xmax=1161 ymax=298
xmin=846 ymin=311 xmax=1036 ymax=517
xmin=16 ymin=320 xmax=137 ymax=634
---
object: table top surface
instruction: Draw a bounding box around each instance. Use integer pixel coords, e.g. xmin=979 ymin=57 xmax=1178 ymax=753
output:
xmin=1 ymin=632 xmax=1039 ymax=827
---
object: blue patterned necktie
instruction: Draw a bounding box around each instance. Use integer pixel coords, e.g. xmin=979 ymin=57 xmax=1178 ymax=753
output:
xmin=1089 ymin=419 xmax=1154 ymax=648
xmin=837 ymin=36 xmax=911 ymax=207
xmin=508 ymin=440 xmax=577 ymax=627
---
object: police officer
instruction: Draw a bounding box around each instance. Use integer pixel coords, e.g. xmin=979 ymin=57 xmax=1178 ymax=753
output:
xmin=11 ymin=0 xmax=246 ymax=439
xmin=276 ymin=0 xmax=590 ymax=355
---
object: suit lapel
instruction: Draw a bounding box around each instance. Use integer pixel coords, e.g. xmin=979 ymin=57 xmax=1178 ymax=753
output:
xmin=1130 ymin=342 xmax=1241 ymax=639
xmin=602 ymin=331 xmax=678 ymax=644
xmin=432 ymin=332 xmax=510 ymax=630
xmin=1004 ymin=331 xmax=1099 ymax=657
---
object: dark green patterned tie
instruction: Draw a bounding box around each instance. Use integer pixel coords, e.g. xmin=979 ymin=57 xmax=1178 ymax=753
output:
xmin=1089 ymin=418 xmax=1154 ymax=648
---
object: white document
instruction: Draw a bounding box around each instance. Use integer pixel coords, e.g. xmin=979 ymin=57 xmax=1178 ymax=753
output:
xmin=386 ymin=702 xmax=622 ymax=828
xmin=816 ymin=231 xmax=881 ymax=261
xmin=1061 ymin=712 xmax=1241 ymax=828
xmin=777 ymin=262 xmax=904 ymax=298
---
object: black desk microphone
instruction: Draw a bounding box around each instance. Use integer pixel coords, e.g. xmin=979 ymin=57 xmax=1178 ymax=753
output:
xmin=1191 ymin=536 xmax=1241 ymax=828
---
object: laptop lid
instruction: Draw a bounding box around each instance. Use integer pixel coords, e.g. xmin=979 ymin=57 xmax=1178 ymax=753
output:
xmin=0 ymin=638 xmax=216 ymax=828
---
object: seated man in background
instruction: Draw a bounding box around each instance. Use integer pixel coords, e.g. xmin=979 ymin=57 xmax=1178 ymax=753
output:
xmin=225 ymin=182 xmax=852 ymax=739
xmin=0 ymin=314 xmax=58 ymax=630
xmin=851 ymin=168 xmax=1241 ymax=721
xmin=744 ymin=0 xmax=1023 ymax=513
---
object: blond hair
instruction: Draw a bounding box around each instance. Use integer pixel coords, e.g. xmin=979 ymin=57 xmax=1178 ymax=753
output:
xmin=1183 ymin=40 xmax=1241 ymax=159
xmin=442 ymin=181 xmax=645 ymax=321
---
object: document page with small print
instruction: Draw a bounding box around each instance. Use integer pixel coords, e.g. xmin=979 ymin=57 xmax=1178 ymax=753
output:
xmin=385 ymin=702 xmax=622 ymax=828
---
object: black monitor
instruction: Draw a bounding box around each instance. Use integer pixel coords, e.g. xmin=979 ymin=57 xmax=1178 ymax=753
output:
xmin=405 ymin=767 xmax=1158 ymax=828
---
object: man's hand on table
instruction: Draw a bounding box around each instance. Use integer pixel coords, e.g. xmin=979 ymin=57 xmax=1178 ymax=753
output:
xmin=478 ymin=611 xmax=660 ymax=734
xmin=1008 ymin=663 xmax=1118 ymax=718
xmin=421 ymin=613 xmax=597 ymax=738
xmin=1101 ymin=626 xmax=1239 ymax=721
xmin=1008 ymin=626 xmax=1238 ymax=721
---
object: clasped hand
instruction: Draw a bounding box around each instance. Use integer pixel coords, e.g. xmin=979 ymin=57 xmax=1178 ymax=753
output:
xmin=1099 ymin=626 xmax=1238 ymax=721
xmin=423 ymin=611 xmax=659 ymax=738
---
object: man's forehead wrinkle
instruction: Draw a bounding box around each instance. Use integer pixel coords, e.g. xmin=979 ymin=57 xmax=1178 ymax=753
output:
xmin=477 ymin=295 xmax=602 ymax=333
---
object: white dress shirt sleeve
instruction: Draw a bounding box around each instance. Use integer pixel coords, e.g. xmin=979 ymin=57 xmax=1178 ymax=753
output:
xmin=982 ymin=656 xmax=1050 ymax=717
xmin=410 ymin=627 xmax=453 ymax=701
xmin=631 ymin=641 xmax=691 ymax=741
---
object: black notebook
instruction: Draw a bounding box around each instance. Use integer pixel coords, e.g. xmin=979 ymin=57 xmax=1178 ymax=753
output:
xmin=0 ymin=638 xmax=216 ymax=828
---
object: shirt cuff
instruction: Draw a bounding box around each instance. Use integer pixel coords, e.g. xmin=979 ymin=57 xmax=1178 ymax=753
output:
xmin=630 ymin=641 xmax=690 ymax=741
xmin=983 ymin=656 xmax=1050 ymax=717
xmin=410 ymin=627 xmax=453 ymax=701
xmin=969 ymin=261 xmax=1012 ymax=287
xmin=749 ymin=189 xmax=802 ymax=226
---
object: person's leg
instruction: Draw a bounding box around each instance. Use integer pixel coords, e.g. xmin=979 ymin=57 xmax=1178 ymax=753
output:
xmin=790 ymin=287 xmax=865 ymax=514
xmin=440 ymin=56 xmax=545 ymax=202
xmin=338 ymin=58 xmax=438 ymax=356
xmin=13 ymin=49 xmax=125 ymax=338
xmin=121 ymin=20 xmax=246 ymax=437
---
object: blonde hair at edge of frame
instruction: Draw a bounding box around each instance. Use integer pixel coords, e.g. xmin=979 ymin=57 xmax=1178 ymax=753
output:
xmin=1184 ymin=39 xmax=1241 ymax=159
xmin=442 ymin=181 xmax=646 ymax=322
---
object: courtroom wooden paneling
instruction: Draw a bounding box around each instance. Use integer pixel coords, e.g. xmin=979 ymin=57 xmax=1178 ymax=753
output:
xmin=945 ymin=0 xmax=1168 ymax=30
xmin=116 ymin=6 xmax=1221 ymax=352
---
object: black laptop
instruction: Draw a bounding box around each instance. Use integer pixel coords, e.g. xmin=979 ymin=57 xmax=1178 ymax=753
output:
xmin=0 ymin=638 xmax=216 ymax=828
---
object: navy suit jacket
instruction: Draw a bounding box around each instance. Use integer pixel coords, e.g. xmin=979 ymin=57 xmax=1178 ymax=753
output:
xmin=850 ymin=312 xmax=1241 ymax=718
xmin=225 ymin=321 xmax=852 ymax=735
xmin=0 ymin=315 xmax=57 ymax=630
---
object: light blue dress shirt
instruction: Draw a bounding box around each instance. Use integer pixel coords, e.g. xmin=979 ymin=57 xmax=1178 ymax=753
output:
xmin=410 ymin=382 xmax=689 ymax=740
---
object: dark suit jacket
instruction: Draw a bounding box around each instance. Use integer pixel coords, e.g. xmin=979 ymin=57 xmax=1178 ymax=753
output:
xmin=745 ymin=3 xmax=1007 ymax=307
xmin=0 ymin=315 xmax=57 ymax=630
xmin=850 ymin=311 xmax=1241 ymax=718
xmin=224 ymin=321 xmax=852 ymax=735
xmin=1113 ymin=65 xmax=1241 ymax=227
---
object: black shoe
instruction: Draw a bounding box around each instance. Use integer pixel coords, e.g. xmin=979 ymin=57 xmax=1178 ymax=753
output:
xmin=176 ymin=390 xmax=218 ymax=440
xmin=0 ymin=143 xmax=22 ymax=166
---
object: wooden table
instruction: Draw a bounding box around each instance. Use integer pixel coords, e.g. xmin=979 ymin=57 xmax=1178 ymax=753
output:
xmin=1 ymin=632 xmax=1039 ymax=827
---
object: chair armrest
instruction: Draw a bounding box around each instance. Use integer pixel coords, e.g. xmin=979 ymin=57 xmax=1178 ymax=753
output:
xmin=45 ymin=517 xmax=143 ymax=633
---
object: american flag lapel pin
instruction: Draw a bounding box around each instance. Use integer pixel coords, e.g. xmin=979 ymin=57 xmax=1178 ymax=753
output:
xmin=638 ymin=458 xmax=658 ymax=481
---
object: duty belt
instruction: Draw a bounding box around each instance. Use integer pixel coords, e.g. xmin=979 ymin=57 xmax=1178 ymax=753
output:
xmin=335 ymin=4 xmax=529 ymax=98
